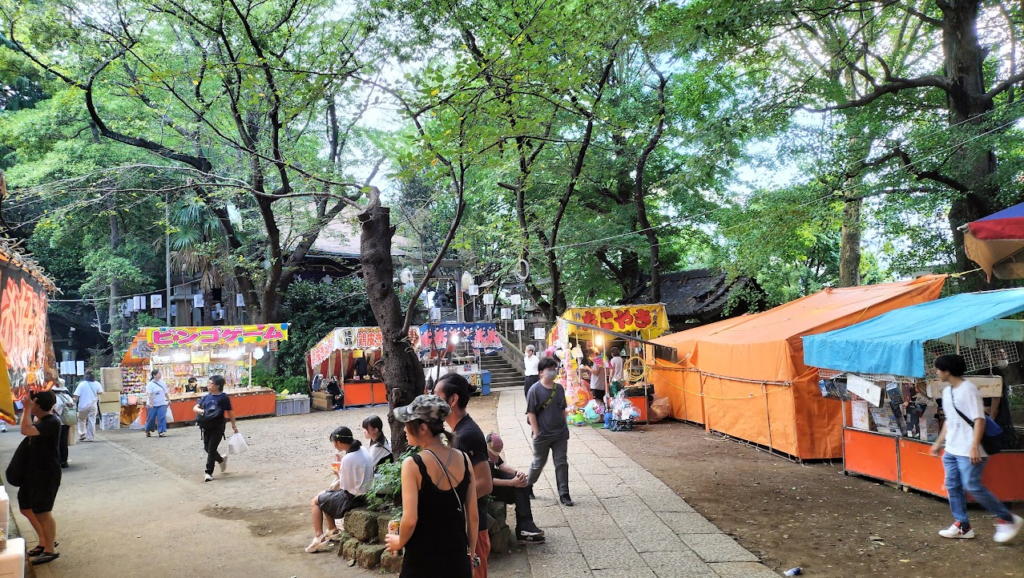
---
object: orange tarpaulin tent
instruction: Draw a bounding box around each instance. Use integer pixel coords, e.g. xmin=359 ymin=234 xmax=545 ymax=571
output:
xmin=648 ymin=275 xmax=946 ymax=460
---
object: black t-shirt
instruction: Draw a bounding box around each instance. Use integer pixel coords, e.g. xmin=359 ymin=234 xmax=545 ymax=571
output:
xmin=199 ymin=393 xmax=233 ymax=427
xmin=489 ymin=456 xmax=514 ymax=481
xmin=453 ymin=414 xmax=489 ymax=533
xmin=28 ymin=414 xmax=62 ymax=481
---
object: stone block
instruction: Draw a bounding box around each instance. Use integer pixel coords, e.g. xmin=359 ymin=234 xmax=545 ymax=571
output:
xmin=490 ymin=525 xmax=516 ymax=555
xmin=377 ymin=514 xmax=392 ymax=543
xmin=340 ymin=535 xmax=360 ymax=559
xmin=344 ymin=508 xmax=379 ymax=542
xmin=355 ymin=543 xmax=386 ymax=569
xmin=487 ymin=500 xmax=507 ymax=529
xmin=380 ymin=550 xmax=403 ymax=574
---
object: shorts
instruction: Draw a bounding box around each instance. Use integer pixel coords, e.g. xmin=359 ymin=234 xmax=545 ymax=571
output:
xmin=18 ymin=480 xmax=61 ymax=514
xmin=590 ymin=388 xmax=607 ymax=401
xmin=318 ymin=490 xmax=365 ymax=520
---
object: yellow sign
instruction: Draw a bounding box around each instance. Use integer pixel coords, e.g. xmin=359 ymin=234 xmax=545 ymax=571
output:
xmin=190 ymin=351 xmax=211 ymax=364
xmin=562 ymin=305 xmax=668 ymax=338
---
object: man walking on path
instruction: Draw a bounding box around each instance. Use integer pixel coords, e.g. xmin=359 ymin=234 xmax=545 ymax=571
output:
xmin=930 ymin=354 xmax=1022 ymax=543
xmin=523 ymin=345 xmax=539 ymax=398
xmin=145 ymin=370 xmax=170 ymax=438
xmin=485 ymin=432 xmax=545 ymax=544
xmin=193 ymin=375 xmax=238 ymax=482
xmin=436 ymin=373 xmax=493 ymax=578
xmin=73 ymin=371 xmax=103 ymax=441
xmin=526 ymin=357 xmax=573 ymax=507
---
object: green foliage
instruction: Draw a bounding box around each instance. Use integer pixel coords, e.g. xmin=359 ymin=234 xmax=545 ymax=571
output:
xmin=365 ymin=450 xmax=415 ymax=514
xmin=275 ymin=279 xmax=376 ymax=378
xmin=250 ymin=367 xmax=309 ymax=396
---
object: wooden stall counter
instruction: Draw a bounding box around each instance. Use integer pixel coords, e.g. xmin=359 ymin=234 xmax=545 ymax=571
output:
xmin=344 ymin=380 xmax=387 ymax=407
xmin=138 ymin=387 xmax=277 ymax=424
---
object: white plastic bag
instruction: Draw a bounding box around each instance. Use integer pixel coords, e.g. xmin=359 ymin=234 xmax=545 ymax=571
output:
xmin=227 ymin=432 xmax=248 ymax=456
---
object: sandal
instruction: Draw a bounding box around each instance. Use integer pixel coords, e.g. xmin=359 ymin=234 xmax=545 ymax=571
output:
xmin=32 ymin=552 xmax=60 ymax=565
xmin=28 ymin=543 xmax=58 ymax=556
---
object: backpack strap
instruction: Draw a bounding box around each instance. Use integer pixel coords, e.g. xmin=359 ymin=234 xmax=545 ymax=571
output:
xmin=538 ymin=385 xmax=558 ymax=412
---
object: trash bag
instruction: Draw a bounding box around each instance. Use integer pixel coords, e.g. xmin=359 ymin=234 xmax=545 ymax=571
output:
xmin=227 ymin=432 xmax=248 ymax=456
xmin=649 ymin=396 xmax=671 ymax=423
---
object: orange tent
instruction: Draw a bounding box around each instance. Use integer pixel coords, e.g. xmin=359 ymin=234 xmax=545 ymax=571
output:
xmin=648 ymin=275 xmax=946 ymax=460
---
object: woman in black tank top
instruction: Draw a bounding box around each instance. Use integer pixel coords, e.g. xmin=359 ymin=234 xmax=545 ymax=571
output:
xmin=386 ymin=395 xmax=478 ymax=577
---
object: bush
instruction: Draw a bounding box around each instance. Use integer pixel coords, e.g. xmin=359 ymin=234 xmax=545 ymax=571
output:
xmin=251 ymin=367 xmax=309 ymax=395
xmin=366 ymin=450 xmax=415 ymax=514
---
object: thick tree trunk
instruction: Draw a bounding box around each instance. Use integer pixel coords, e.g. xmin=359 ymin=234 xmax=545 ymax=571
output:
xmin=940 ymin=0 xmax=999 ymax=276
xmin=360 ymin=201 xmax=424 ymax=457
xmin=838 ymin=195 xmax=862 ymax=287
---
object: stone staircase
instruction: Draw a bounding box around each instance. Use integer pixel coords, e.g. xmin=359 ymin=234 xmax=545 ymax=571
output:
xmin=479 ymin=353 xmax=525 ymax=391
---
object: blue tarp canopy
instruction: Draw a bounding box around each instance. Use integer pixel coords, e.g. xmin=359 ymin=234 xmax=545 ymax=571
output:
xmin=803 ymin=289 xmax=1024 ymax=377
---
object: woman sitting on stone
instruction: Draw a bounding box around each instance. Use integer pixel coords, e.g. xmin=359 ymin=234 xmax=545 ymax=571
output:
xmin=305 ymin=426 xmax=374 ymax=553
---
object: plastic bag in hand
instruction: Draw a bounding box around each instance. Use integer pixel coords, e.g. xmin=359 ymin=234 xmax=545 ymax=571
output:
xmin=227 ymin=432 xmax=248 ymax=456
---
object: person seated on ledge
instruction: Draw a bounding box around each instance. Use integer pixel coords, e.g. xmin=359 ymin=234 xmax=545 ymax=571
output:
xmin=325 ymin=377 xmax=344 ymax=410
xmin=486 ymin=432 xmax=545 ymax=544
xmin=306 ymin=426 xmax=374 ymax=553
xmin=362 ymin=414 xmax=393 ymax=471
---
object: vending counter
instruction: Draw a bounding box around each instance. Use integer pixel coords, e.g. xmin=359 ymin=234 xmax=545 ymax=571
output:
xmin=137 ymin=388 xmax=277 ymax=424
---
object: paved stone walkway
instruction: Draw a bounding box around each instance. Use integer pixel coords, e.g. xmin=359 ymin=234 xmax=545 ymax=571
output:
xmin=494 ymin=390 xmax=779 ymax=578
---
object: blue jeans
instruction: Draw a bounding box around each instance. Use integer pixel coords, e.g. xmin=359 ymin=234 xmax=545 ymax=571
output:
xmin=146 ymin=405 xmax=168 ymax=434
xmin=942 ymin=452 xmax=1013 ymax=525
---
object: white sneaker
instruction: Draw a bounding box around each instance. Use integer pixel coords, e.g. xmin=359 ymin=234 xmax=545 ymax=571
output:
xmin=939 ymin=521 xmax=975 ymax=539
xmin=994 ymin=514 xmax=1023 ymax=544
xmin=204 ymin=473 xmax=214 ymax=482
xmin=305 ymin=535 xmax=329 ymax=553
xmin=220 ymin=456 xmax=228 ymax=474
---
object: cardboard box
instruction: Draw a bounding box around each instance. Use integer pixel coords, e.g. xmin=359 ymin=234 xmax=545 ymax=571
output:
xmin=99 ymin=392 xmax=121 ymax=403
xmin=101 ymin=367 xmax=122 ymax=391
xmin=98 ymin=401 xmax=121 ymax=415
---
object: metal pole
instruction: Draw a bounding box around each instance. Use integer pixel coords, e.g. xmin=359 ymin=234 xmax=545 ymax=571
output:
xmin=165 ymin=191 xmax=172 ymax=325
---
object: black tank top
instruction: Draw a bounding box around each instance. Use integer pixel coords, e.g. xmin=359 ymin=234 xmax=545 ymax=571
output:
xmin=400 ymin=451 xmax=472 ymax=578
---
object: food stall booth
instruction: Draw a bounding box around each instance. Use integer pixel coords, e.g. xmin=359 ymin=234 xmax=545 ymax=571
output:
xmin=417 ymin=322 xmax=503 ymax=393
xmin=804 ymin=290 xmax=1024 ymax=501
xmin=548 ymin=304 xmax=670 ymax=422
xmin=120 ymin=324 xmax=287 ymax=424
xmin=648 ymin=276 xmax=947 ymax=460
xmin=305 ymin=326 xmax=387 ymax=408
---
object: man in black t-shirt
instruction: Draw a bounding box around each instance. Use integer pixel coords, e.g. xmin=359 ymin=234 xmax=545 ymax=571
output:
xmin=19 ymin=390 xmax=62 ymax=565
xmin=193 ymin=375 xmax=238 ymax=482
xmin=436 ymin=373 xmax=492 ymax=577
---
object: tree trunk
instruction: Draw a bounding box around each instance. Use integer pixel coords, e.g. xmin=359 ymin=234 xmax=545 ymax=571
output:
xmin=106 ymin=194 xmax=121 ymax=343
xmin=360 ymin=200 xmax=424 ymax=457
xmin=940 ymin=0 xmax=999 ymax=276
xmin=838 ymin=195 xmax=862 ymax=287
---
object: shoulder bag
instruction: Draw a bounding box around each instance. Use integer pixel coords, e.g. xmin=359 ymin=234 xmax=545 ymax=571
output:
xmin=949 ymin=394 xmax=1003 ymax=455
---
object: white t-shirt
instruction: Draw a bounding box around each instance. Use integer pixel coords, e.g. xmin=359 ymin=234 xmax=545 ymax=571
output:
xmin=146 ymin=380 xmax=169 ymax=407
xmin=367 ymin=439 xmax=392 ymax=468
xmin=524 ymin=354 xmax=539 ymax=377
xmin=74 ymin=380 xmax=104 ymax=411
xmin=339 ymin=447 xmax=376 ymax=496
xmin=610 ymin=356 xmax=624 ymax=382
xmin=942 ymin=380 xmax=986 ymax=458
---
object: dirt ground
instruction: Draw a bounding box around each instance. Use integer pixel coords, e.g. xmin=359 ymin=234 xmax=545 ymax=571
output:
xmin=604 ymin=420 xmax=1024 ymax=578
xmin=2 ymin=394 xmax=507 ymax=578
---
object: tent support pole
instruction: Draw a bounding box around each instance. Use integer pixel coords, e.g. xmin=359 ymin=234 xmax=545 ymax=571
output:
xmin=762 ymin=382 xmax=774 ymax=453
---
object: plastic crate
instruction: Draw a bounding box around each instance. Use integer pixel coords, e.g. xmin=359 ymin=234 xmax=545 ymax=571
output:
xmin=99 ymin=413 xmax=120 ymax=431
xmin=290 ymin=396 xmax=310 ymax=414
xmin=275 ymin=399 xmax=294 ymax=416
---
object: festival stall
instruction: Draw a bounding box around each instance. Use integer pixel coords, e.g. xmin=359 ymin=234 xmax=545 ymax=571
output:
xmin=648 ymin=276 xmax=947 ymax=460
xmin=804 ymin=290 xmax=1024 ymax=501
xmin=120 ymin=324 xmax=287 ymax=423
xmin=548 ymin=305 xmax=669 ymax=424
xmin=0 ymin=239 xmax=58 ymax=424
xmin=417 ymin=322 xmax=503 ymax=392
xmin=305 ymin=327 xmax=387 ymax=407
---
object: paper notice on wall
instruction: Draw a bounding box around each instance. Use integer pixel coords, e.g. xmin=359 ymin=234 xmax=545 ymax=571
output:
xmin=483 ymin=294 xmax=494 ymax=305
xmin=846 ymin=374 xmax=883 ymax=407
xmin=194 ymin=293 xmax=205 ymax=308
xmin=500 ymin=308 xmax=511 ymax=320
xmin=534 ymin=327 xmax=546 ymax=340
xmin=468 ymin=284 xmax=479 ymax=296
xmin=510 ymin=294 xmax=522 ymax=305
xmin=237 ymin=293 xmax=245 ymax=307
xmin=430 ymin=307 xmax=442 ymax=320
xmin=514 ymin=319 xmax=525 ymax=331
xmin=151 ymin=294 xmax=163 ymax=309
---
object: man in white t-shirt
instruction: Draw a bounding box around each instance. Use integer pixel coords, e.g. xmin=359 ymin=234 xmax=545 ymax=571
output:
xmin=929 ymin=354 xmax=1022 ymax=543
xmin=609 ymin=348 xmax=625 ymax=396
xmin=73 ymin=371 xmax=104 ymax=442
xmin=523 ymin=345 xmax=540 ymax=398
